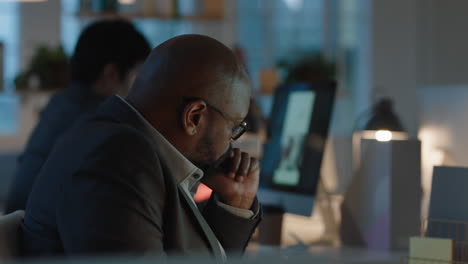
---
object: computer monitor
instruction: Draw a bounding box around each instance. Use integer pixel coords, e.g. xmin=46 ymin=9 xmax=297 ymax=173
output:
xmin=426 ymin=166 xmax=468 ymax=240
xmin=258 ymin=80 xmax=336 ymax=216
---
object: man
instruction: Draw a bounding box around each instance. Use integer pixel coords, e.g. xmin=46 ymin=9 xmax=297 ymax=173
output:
xmin=22 ymin=35 xmax=262 ymax=260
xmin=5 ymin=20 xmax=151 ymax=213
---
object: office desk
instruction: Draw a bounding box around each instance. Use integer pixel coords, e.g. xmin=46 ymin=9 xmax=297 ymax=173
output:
xmin=3 ymin=247 xmax=406 ymax=264
xmin=247 ymin=243 xmax=406 ymax=263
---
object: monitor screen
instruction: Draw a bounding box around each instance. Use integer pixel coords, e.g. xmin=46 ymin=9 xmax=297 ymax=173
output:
xmin=273 ymin=90 xmax=315 ymax=186
xmin=260 ymin=81 xmax=336 ymax=196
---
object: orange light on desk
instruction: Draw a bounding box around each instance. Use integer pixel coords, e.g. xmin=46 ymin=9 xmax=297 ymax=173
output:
xmin=194 ymin=183 xmax=212 ymax=202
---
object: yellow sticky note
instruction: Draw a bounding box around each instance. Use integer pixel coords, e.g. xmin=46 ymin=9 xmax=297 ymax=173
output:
xmin=409 ymin=236 xmax=453 ymax=263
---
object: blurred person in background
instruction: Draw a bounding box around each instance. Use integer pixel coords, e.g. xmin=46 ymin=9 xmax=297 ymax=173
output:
xmin=5 ymin=19 xmax=151 ymax=213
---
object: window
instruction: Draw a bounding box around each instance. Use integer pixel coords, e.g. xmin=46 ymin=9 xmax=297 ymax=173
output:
xmin=236 ymin=0 xmax=324 ymax=88
xmin=0 ymin=1 xmax=19 ymax=91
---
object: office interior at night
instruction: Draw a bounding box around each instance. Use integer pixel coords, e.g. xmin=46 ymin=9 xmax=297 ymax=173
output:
xmin=1 ymin=0 xmax=468 ymax=263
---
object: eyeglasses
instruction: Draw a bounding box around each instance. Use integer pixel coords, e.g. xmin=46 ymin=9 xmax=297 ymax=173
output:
xmin=183 ymin=97 xmax=248 ymax=141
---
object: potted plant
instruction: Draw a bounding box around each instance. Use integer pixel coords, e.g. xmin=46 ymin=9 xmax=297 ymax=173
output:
xmin=277 ymin=52 xmax=336 ymax=84
xmin=14 ymin=45 xmax=69 ymax=114
xmin=15 ymin=45 xmax=69 ymax=92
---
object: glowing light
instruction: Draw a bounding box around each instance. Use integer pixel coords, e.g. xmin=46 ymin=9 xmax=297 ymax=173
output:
xmin=118 ymin=0 xmax=135 ymax=4
xmin=419 ymin=125 xmax=452 ymax=193
xmin=429 ymin=148 xmax=445 ymax=166
xmin=375 ymin=130 xmax=393 ymax=142
xmin=360 ymin=130 xmax=408 ymax=141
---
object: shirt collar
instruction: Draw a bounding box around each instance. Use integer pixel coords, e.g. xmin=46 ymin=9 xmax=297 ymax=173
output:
xmin=116 ymin=95 xmax=204 ymax=184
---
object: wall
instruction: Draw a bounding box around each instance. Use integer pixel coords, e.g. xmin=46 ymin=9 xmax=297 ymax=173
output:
xmin=366 ymin=0 xmax=468 ymax=137
xmin=419 ymin=85 xmax=468 ymax=183
xmin=19 ymin=0 xmax=62 ymax=71
xmin=417 ymin=0 xmax=468 ymax=86
xmin=368 ymin=0 xmax=420 ymax=137
xmin=236 ymin=0 xmax=323 ymax=90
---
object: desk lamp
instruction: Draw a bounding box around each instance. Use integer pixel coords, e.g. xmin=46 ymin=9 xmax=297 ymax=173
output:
xmin=343 ymin=98 xmax=421 ymax=250
xmin=361 ymin=98 xmax=408 ymax=142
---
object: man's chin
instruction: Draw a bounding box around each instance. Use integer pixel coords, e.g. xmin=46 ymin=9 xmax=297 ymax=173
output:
xmin=190 ymin=144 xmax=233 ymax=179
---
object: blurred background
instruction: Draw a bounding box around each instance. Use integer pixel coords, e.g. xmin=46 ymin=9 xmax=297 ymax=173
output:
xmin=1 ymin=0 xmax=468 ymax=263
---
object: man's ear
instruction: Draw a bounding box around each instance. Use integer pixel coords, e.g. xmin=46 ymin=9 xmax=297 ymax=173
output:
xmin=181 ymin=100 xmax=208 ymax=136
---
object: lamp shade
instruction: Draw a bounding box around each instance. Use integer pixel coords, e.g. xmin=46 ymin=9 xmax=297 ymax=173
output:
xmin=364 ymin=98 xmax=404 ymax=132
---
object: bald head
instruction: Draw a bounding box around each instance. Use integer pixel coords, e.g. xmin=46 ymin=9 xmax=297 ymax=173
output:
xmin=128 ymin=34 xmax=250 ymax=109
xmin=126 ymin=35 xmax=252 ymax=165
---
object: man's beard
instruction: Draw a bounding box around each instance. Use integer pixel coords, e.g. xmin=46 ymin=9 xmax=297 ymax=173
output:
xmin=190 ymin=135 xmax=233 ymax=179
xmin=202 ymin=145 xmax=233 ymax=179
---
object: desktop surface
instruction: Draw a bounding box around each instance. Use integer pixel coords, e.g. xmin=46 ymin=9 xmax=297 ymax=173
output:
xmin=4 ymin=246 xmax=405 ymax=264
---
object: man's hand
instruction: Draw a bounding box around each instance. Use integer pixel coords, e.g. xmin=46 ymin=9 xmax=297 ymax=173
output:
xmin=202 ymin=148 xmax=260 ymax=210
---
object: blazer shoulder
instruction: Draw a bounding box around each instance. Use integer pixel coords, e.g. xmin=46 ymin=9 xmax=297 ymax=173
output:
xmin=70 ymin=119 xmax=167 ymax=212
xmin=86 ymin=119 xmax=159 ymax=163
xmin=70 ymin=115 xmax=155 ymax=153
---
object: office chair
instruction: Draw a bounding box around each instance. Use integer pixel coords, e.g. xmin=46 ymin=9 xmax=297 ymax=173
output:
xmin=0 ymin=210 xmax=24 ymax=260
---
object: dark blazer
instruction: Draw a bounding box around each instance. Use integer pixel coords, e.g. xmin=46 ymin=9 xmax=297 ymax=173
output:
xmin=22 ymin=96 xmax=261 ymax=260
xmin=5 ymin=84 xmax=106 ymax=213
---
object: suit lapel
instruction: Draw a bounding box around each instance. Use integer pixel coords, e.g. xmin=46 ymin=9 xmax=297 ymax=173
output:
xmin=177 ymin=185 xmax=225 ymax=262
